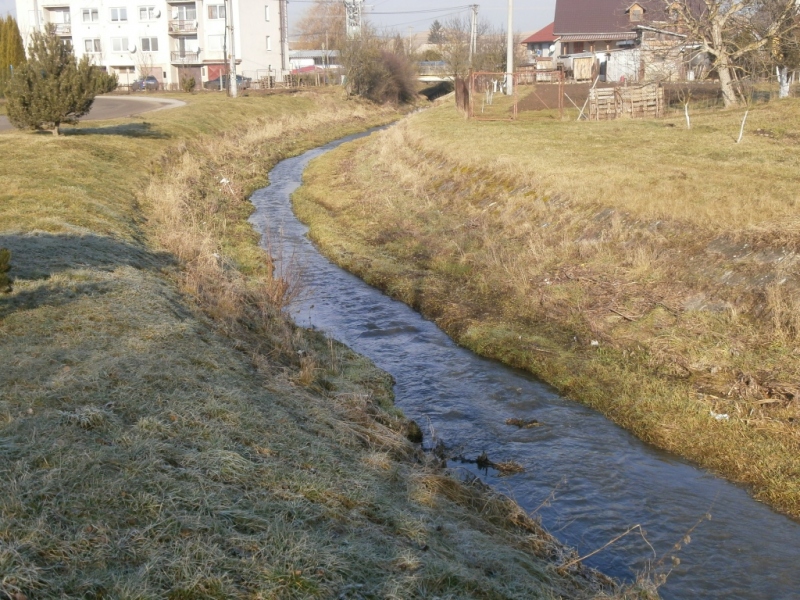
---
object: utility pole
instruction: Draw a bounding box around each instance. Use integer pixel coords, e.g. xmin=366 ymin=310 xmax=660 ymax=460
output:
xmin=229 ymin=0 xmax=238 ymax=97
xmin=505 ymin=0 xmax=513 ymax=94
xmin=344 ymin=0 xmax=364 ymax=39
xmin=33 ymin=0 xmax=41 ymax=29
xmin=280 ymin=0 xmax=290 ymax=81
xmin=469 ymin=5 xmax=478 ymax=65
xmin=222 ymin=0 xmax=228 ymax=91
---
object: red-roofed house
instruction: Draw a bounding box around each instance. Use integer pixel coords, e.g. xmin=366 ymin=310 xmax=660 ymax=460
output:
xmin=521 ymin=22 xmax=557 ymax=61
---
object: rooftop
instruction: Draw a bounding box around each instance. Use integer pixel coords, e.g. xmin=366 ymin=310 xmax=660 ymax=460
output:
xmin=521 ymin=22 xmax=556 ymax=44
xmin=553 ymin=0 xmax=665 ymax=35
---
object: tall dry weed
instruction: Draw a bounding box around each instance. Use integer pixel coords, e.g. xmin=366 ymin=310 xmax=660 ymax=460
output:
xmin=142 ymin=105 xmax=389 ymax=342
xmin=766 ymin=283 xmax=800 ymax=342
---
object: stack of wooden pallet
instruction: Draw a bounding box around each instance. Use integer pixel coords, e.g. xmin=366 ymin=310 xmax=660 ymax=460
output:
xmin=588 ymin=83 xmax=663 ymax=120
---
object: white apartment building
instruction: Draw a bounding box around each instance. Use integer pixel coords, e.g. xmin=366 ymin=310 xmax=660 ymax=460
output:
xmin=14 ymin=0 xmax=289 ymax=87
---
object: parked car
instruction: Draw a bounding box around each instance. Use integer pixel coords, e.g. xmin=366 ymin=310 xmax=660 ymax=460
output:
xmin=130 ymin=75 xmax=160 ymax=91
xmin=203 ymin=74 xmax=252 ymax=90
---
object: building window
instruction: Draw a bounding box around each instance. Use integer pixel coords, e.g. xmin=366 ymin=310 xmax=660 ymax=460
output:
xmin=265 ymin=5 xmax=270 ymax=21
xmin=266 ymin=35 xmax=271 ymax=51
xmin=173 ymin=4 xmax=196 ymax=20
xmin=111 ymin=37 xmax=129 ymax=52
xmin=53 ymin=9 xmax=71 ymax=24
xmin=82 ymin=8 xmax=98 ymax=22
xmin=139 ymin=6 xmax=157 ymax=21
xmin=208 ymin=4 xmax=225 ymax=19
xmin=84 ymin=38 xmax=101 ymax=52
xmin=141 ymin=37 xmax=159 ymax=52
xmin=110 ymin=7 xmax=127 ymax=21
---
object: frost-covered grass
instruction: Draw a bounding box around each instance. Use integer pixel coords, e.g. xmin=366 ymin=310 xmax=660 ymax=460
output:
xmin=0 ymin=92 xmax=622 ymax=598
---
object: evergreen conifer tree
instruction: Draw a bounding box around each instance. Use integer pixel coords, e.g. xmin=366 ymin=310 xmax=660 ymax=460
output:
xmin=6 ymin=18 xmax=26 ymax=69
xmin=0 ymin=18 xmax=9 ymax=90
xmin=0 ymin=17 xmax=26 ymax=93
xmin=0 ymin=248 xmax=11 ymax=294
xmin=6 ymin=26 xmax=114 ymax=135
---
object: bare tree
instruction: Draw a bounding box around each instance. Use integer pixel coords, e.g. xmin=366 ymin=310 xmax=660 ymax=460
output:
xmin=294 ymin=0 xmax=346 ymax=51
xmin=440 ymin=15 xmax=472 ymax=77
xmin=439 ymin=16 xmax=515 ymax=77
xmin=668 ymin=0 xmax=800 ymax=106
xmin=758 ymin=1 xmax=800 ymax=97
xmin=137 ymin=51 xmax=155 ymax=81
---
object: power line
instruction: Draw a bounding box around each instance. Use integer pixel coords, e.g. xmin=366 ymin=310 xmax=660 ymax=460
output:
xmin=369 ymin=6 xmax=474 ymax=14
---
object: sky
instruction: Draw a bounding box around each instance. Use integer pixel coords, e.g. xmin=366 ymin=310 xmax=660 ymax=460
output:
xmin=291 ymin=1 xmax=557 ymax=36
xmin=0 ymin=0 xmax=13 ymax=19
xmin=0 ymin=0 xmax=557 ymax=37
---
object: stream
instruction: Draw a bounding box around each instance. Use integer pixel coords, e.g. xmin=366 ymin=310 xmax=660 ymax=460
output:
xmin=248 ymin=128 xmax=800 ymax=599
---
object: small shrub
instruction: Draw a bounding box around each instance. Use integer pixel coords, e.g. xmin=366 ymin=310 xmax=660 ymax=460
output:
xmin=181 ymin=76 xmax=196 ymax=93
xmin=342 ymin=32 xmax=418 ymax=105
xmin=94 ymin=70 xmax=119 ymax=94
xmin=5 ymin=26 xmax=115 ymax=135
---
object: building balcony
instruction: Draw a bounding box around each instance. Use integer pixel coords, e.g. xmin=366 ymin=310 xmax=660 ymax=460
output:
xmin=168 ymin=20 xmax=198 ymax=35
xmin=171 ymin=51 xmax=201 ymax=64
xmin=49 ymin=23 xmax=72 ymax=36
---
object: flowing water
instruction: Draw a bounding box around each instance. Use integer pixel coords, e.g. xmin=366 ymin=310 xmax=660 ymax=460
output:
xmin=249 ymin=129 xmax=800 ymax=600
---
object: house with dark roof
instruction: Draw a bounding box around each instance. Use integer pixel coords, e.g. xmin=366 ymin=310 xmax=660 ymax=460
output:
xmin=553 ymin=0 xmax=666 ymax=55
xmin=552 ymin=0 xmax=694 ymax=82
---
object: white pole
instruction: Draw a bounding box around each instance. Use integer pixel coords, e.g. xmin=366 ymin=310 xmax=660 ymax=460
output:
xmin=229 ymin=0 xmax=238 ymax=97
xmin=469 ymin=6 xmax=476 ymax=65
xmin=280 ymin=0 xmax=290 ymax=81
xmin=506 ymin=0 xmax=514 ymax=94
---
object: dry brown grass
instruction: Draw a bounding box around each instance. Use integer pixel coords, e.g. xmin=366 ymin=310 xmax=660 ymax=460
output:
xmin=293 ymin=98 xmax=800 ymax=519
xmin=0 ymin=91 xmax=627 ymax=598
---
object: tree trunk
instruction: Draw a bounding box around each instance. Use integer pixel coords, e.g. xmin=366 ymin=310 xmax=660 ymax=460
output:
xmin=712 ymin=20 xmax=738 ymax=108
xmin=717 ymin=56 xmax=738 ymax=107
xmin=778 ymin=66 xmax=790 ymax=99
xmin=52 ymin=125 xmax=60 ymax=136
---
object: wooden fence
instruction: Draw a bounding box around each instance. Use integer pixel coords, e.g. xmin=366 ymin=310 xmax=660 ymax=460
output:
xmin=455 ymin=77 xmax=470 ymax=115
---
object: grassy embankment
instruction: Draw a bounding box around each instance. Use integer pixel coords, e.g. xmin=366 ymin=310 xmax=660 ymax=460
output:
xmin=294 ymin=96 xmax=800 ymax=519
xmin=0 ymin=92 xmax=628 ymax=598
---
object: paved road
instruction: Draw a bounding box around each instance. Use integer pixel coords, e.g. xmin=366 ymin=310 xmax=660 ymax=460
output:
xmin=0 ymin=95 xmax=185 ymax=132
